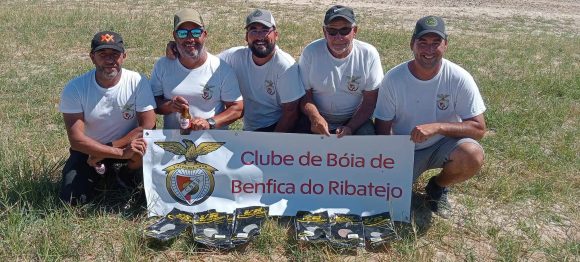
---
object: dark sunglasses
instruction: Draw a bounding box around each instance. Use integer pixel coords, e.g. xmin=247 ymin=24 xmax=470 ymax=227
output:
xmin=175 ymin=28 xmax=204 ymax=39
xmin=325 ymin=27 xmax=353 ymax=36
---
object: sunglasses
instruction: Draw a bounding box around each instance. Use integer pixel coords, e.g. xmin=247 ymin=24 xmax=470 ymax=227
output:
xmin=325 ymin=27 xmax=353 ymax=36
xmin=175 ymin=28 xmax=204 ymax=39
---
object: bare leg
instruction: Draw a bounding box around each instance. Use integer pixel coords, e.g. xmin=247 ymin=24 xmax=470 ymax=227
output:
xmin=127 ymin=155 xmax=142 ymax=170
xmin=435 ymin=142 xmax=484 ymax=187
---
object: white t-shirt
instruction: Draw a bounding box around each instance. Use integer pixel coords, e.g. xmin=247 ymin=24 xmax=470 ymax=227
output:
xmin=299 ymin=39 xmax=383 ymax=129
xmin=59 ymin=68 xmax=156 ymax=144
xmin=219 ymin=46 xmax=305 ymax=131
xmin=374 ymin=59 xmax=486 ymax=150
xmin=150 ymin=54 xmax=242 ymax=129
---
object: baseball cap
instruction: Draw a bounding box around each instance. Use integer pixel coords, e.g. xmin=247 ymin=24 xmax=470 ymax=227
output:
xmin=91 ymin=31 xmax=125 ymax=53
xmin=324 ymin=5 xmax=356 ymax=25
xmin=245 ymin=9 xmax=276 ymax=28
xmin=412 ymin=16 xmax=447 ymax=39
xmin=174 ymin=8 xmax=205 ymax=30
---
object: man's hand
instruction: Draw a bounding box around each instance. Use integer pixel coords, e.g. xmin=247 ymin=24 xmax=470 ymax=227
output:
xmin=121 ymin=138 xmax=147 ymax=159
xmin=169 ymin=96 xmax=189 ymax=113
xmin=87 ymin=155 xmax=103 ymax=167
xmin=166 ymin=41 xmax=178 ymax=60
xmin=310 ymin=116 xmax=331 ymax=136
xmin=335 ymin=125 xmax=353 ymax=138
xmin=410 ymin=123 xmax=441 ymax=143
xmin=190 ymin=117 xmax=210 ymax=131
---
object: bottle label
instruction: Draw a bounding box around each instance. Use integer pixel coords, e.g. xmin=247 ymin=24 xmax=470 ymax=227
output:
xmin=95 ymin=163 xmax=106 ymax=175
xmin=179 ymin=118 xmax=190 ymax=129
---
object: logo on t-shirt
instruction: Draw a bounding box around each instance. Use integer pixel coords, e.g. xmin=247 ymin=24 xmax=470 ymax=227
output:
xmin=122 ymin=103 xmax=136 ymax=120
xmin=346 ymin=75 xmax=361 ymax=92
xmin=437 ymin=94 xmax=449 ymax=110
xmin=202 ymin=84 xmax=214 ymax=100
xmin=265 ymin=80 xmax=276 ymax=95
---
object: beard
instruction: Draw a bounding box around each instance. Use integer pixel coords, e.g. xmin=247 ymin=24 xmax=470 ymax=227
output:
xmin=249 ymin=40 xmax=275 ymax=58
xmin=178 ymin=42 xmax=205 ymax=59
xmin=97 ymin=66 xmax=120 ymax=80
xmin=327 ymin=41 xmax=352 ymax=57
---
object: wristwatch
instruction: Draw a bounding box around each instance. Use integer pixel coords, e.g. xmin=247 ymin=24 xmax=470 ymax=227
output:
xmin=206 ymin=118 xmax=216 ymax=129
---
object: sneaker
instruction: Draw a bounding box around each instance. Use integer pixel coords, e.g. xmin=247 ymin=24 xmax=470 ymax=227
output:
xmin=425 ymin=177 xmax=452 ymax=219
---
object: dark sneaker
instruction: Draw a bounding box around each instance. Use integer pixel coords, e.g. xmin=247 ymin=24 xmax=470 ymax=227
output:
xmin=114 ymin=163 xmax=142 ymax=190
xmin=425 ymin=177 xmax=452 ymax=219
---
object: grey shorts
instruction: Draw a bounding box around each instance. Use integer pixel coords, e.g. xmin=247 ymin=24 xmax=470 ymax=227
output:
xmin=413 ymin=137 xmax=483 ymax=181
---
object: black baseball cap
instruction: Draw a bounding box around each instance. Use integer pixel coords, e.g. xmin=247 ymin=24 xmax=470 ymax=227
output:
xmin=91 ymin=31 xmax=125 ymax=53
xmin=324 ymin=5 xmax=356 ymax=25
xmin=412 ymin=16 xmax=447 ymax=39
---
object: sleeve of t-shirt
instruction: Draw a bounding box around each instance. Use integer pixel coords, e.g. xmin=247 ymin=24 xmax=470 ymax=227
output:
xmin=217 ymin=48 xmax=233 ymax=64
xmin=298 ymin=49 xmax=312 ymax=91
xmin=220 ymin=67 xmax=243 ymax=102
xmin=59 ymin=80 xmax=83 ymax=114
xmin=373 ymin=73 xmax=396 ymax=121
xmin=135 ymin=75 xmax=157 ymax=112
xmin=365 ymin=46 xmax=384 ymax=91
xmin=150 ymin=58 xmax=164 ymax=97
xmin=455 ymin=72 xmax=486 ymax=119
xmin=277 ymin=63 xmax=306 ymax=104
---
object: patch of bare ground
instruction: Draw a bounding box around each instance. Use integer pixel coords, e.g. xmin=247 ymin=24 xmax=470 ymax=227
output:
xmin=249 ymin=0 xmax=579 ymax=35
xmin=448 ymin=194 xmax=578 ymax=259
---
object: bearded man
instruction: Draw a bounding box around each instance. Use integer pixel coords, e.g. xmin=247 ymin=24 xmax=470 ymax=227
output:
xmin=151 ymin=8 xmax=243 ymax=131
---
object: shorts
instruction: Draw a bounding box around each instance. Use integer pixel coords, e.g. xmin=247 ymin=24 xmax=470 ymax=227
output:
xmin=59 ymin=149 xmax=143 ymax=205
xmin=413 ymin=137 xmax=483 ymax=181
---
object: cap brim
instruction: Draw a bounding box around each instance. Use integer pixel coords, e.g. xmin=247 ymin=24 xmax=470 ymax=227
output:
xmin=245 ymin=20 xmax=275 ymax=28
xmin=414 ymin=30 xmax=447 ymax=39
xmin=324 ymin=14 xmax=355 ymax=25
xmin=92 ymin=45 xmax=124 ymax=53
xmin=174 ymin=21 xmax=204 ymax=30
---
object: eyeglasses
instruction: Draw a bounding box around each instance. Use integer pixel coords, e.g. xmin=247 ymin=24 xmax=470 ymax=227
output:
xmin=247 ymin=28 xmax=274 ymax=37
xmin=325 ymin=27 xmax=353 ymax=36
xmin=175 ymin=28 xmax=204 ymax=39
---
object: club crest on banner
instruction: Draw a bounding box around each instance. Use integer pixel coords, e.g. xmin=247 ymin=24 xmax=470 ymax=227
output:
xmin=154 ymin=140 xmax=225 ymax=206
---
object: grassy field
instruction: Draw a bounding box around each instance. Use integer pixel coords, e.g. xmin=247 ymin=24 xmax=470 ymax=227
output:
xmin=0 ymin=0 xmax=578 ymax=260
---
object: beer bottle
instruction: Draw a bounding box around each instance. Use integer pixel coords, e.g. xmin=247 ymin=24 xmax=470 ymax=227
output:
xmin=95 ymin=162 xmax=106 ymax=175
xmin=180 ymin=107 xmax=192 ymax=135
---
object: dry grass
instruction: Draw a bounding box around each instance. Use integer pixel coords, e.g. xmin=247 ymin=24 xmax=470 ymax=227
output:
xmin=0 ymin=0 xmax=578 ymax=261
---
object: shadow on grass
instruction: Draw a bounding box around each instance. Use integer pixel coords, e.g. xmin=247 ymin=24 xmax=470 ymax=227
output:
xmin=0 ymin=156 xmax=65 ymax=215
xmin=0 ymin=155 xmax=148 ymax=221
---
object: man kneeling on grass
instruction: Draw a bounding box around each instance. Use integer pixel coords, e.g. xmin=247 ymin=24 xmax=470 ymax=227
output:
xmin=374 ymin=16 xmax=486 ymax=218
xmin=59 ymin=31 xmax=156 ymax=205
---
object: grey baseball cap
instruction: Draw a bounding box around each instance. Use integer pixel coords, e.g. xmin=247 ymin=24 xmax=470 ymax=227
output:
xmin=412 ymin=16 xmax=447 ymax=39
xmin=245 ymin=9 xmax=276 ymax=28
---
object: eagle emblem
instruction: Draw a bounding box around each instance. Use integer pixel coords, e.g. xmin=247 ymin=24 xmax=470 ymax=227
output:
xmin=155 ymin=140 xmax=224 ymax=206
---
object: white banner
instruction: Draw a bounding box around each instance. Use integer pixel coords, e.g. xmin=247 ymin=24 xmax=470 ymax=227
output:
xmin=144 ymin=130 xmax=414 ymax=222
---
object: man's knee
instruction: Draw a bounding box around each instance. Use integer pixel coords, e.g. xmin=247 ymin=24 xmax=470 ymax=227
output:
xmin=449 ymin=142 xmax=484 ymax=173
xmin=59 ymin=155 xmax=96 ymax=205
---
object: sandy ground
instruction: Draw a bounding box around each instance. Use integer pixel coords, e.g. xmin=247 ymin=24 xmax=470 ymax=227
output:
xmin=251 ymin=0 xmax=579 ymax=34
